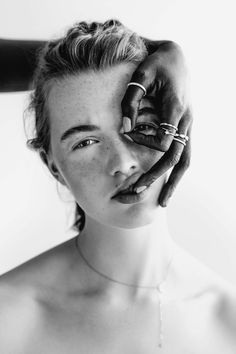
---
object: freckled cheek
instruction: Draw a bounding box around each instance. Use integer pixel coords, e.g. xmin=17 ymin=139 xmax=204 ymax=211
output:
xmin=60 ymin=157 xmax=103 ymax=194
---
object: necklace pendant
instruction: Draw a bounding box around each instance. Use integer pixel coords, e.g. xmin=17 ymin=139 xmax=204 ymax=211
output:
xmin=157 ymin=284 xmax=164 ymax=294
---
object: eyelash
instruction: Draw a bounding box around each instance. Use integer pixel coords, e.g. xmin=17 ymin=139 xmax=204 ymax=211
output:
xmin=72 ymin=139 xmax=99 ymax=150
xmin=72 ymin=123 xmax=158 ymax=151
xmin=133 ymin=123 xmax=158 ymax=133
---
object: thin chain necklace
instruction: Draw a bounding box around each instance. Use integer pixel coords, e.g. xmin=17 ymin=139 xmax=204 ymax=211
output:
xmin=75 ymin=234 xmax=175 ymax=349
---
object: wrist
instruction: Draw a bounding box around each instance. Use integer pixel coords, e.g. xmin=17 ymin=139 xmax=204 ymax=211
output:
xmin=141 ymin=38 xmax=182 ymax=55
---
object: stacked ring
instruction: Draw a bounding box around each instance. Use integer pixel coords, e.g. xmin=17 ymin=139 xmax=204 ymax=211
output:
xmin=160 ymin=127 xmax=176 ymax=137
xmin=175 ymin=133 xmax=189 ymax=141
xmin=160 ymin=123 xmax=178 ymax=131
xmin=173 ymin=137 xmax=187 ymax=146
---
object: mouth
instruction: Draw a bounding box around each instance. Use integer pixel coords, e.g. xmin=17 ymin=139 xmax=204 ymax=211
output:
xmin=111 ymin=173 xmax=144 ymax=199
xmin=111 ymin=183 xmax=150 ymax=204
xmin=112 ymin=182 xmax=137 ymax=198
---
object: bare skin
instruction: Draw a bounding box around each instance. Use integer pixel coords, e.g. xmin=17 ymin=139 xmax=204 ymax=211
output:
xmin=0 ymin=238 xmax=235 ymax=354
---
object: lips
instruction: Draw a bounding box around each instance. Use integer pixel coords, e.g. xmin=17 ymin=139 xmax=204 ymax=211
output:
xmin=116 ymin=183 xmax=135 ymax=195
xmin=112 ymin=184 xmax=150 ymax=204
xmin=112 ymin=173 xmax=140 ymax=198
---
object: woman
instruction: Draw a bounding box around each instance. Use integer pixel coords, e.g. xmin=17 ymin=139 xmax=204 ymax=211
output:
xmin=0 ymin=20 xmax=235 ymax=354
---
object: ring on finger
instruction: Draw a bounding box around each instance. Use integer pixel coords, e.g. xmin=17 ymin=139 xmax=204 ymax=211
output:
xmin=160 ymin=123 xmax=178 ymax=131
xmin=127 ymin=82 xmax=147 ymax=96
xmin=173 ymin=137 xmax=187 ymax=146
xmin=160 ymin=127 xmax=176 ymax=136
xmin=175 ymin=133 xmax=189 ymax=141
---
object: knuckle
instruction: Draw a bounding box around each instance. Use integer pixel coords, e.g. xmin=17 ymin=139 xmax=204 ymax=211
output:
xmin=173 ymin=99 xmax=185 ymax=116
xmin=188 ymin=112 xmax=193 ymax=124
xmin=178 ymin=156 xmax=190 ymax=172
xmin=132 ymin=70 xmax=147 ymax=82
xmin=183 ymin=157 xmax=191 ymax=170
xmin=147 ymin=176 xmax=158 ymax=186
xmin=163 ymin=95 xmax=185 ymax=121
xmin=142 ymin=173 xmax=158 ymax=187
xmin=169 ymin=152 xmax=181 ymax=167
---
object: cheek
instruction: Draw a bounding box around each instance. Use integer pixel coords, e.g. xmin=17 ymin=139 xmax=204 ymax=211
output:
xmin=59 ymin=155 xmax=103 ymax=195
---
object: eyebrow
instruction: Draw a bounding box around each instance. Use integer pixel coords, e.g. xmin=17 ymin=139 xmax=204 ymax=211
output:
xmin=60 ymin=106 xmax=158 ymax=143
xmin=60 ymin=124 xmax=101 ymax=143
xmin=138 ymin=107 xmax=157 ymax=116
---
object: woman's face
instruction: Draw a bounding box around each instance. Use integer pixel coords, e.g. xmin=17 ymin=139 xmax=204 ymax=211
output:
xmin=47 ymin=63 xmax=167 ymax=228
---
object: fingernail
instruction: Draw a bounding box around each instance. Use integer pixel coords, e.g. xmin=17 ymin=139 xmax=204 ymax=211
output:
xmin=124 ymin=133 xmax=134 ymax=142
xmin=135 ymin=186 xmax=147 ymax=194
xmin=123 ymin=117 xmax=132 ymax=133
xmin=162 ymin=198 xmax=169 ymax=207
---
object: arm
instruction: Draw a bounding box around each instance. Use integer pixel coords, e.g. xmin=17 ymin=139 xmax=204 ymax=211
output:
xmin=0 ymin=38 xmax=176 ymax=92
xmin=0 ymin=39 xmax=46 ymax=92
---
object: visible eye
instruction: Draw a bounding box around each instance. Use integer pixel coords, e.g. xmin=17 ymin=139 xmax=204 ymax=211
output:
xmin=72 ymin=138 xmax=99 ymax=151
xmin=133 ymin=123 xmax=158 ymax=136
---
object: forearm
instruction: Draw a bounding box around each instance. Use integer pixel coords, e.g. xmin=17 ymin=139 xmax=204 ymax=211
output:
xmin=0 ymin=39 xmax=46 ymax=92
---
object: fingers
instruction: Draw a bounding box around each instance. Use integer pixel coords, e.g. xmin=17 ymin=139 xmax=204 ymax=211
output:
xmin=125 ymin=129 xmax=167 ymax=152
xmin=156 ymin=93 xmax=186 ymax=151
xmin=126 ymin=107 xmax=191 ymax=152
xmin=123 ymin=92 xmax=187 ymax=153
xmin=121 ymin=59 xmax=156 ymax=130
xmin=159 ymin=120 xmax=192 ymax=207
xmin=158 ymin=141 xmax=191 ymax=207
xmin=131 ymin=110 xmax=192 ymax=198
xmin=132 ymin=139 xmax=185 ymax=190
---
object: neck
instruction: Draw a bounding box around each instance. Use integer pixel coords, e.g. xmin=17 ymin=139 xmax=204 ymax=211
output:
xmin=76 ymin=208 xmax=176 ymax=297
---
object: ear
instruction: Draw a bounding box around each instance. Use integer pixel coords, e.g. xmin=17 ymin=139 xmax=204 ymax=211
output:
xmin=40 ymin=150 xmax=67 ymax=187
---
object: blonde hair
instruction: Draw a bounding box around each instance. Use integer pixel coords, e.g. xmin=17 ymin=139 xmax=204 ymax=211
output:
xmin=25 ymin=19 xmax=148 ymax=232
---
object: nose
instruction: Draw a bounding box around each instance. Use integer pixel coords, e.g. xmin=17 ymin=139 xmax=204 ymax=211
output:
xmin=107 ymin=137 xmax=140 ymax=177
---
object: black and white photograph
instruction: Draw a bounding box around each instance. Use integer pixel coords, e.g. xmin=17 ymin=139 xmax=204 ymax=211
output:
xmin=0 ymin=0 xmax=236 ymax=353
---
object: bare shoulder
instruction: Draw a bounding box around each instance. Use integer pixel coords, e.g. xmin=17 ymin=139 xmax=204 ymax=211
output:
xmin=0 ymin=275 xmax=42 ymax=353
xmin=198 ymin=275 xmax=236 ymax=352
xmin=214 ymin=276 xmax=236 ymax=335
xmin=176 ymin=245 xmax=236 ymax=346
xmin=0 ymin=237 xmax=75 ymax=353
xmin=0 ymin=237 xmax=74 ymax=288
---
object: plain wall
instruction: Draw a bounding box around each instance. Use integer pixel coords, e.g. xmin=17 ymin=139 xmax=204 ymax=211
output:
xmin=0 ymin=0 xmax=236 ymax=285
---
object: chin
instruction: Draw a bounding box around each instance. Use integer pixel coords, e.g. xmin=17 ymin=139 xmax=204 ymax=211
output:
xmin=109 ymin=205 xmax=161 ymax=229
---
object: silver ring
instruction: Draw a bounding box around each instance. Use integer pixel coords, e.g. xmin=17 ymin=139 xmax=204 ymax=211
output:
xmin=127 ymin=82 xmax=147 ymax=96
xmin=175 ymin=133 xmax=189 ymax=141
xmin=160 ymin=127 xmax=176 ymax=136
xmin=173 ymin=137 xmax=186 ymax=146
xmin=160 ymin=123 xmax=178 ymax=131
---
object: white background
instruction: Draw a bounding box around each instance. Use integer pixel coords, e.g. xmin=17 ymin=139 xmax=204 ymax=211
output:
xmin=0 ymin=0 xmax=235 ymax=285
